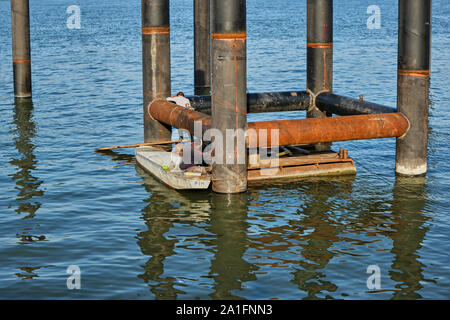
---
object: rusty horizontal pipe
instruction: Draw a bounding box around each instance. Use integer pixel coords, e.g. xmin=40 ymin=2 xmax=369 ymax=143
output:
xmin=248 ymin=114 xmax=409 ymax=147
xmin=148 ymin=99 xmax=409 ymax=147
xmin=148 ymin=99 xmax=212 ymax=135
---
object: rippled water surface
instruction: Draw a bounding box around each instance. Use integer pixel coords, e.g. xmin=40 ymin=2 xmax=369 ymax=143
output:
xmin=0 ymin=0 xmax=449 ymax=299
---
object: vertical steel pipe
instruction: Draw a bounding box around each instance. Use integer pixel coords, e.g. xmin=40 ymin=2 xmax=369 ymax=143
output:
xmin=194 ymin=0 xmax=211 ymax=95
xmin=396 ymin=0 xmax=431 ymax=176
xmin=11 ymin=0 xmax=32 ymax=98
xmin=306 ymin=0 xmax=333 ymax=151
xmin=211 ymin=0 xmax=247 ymax=194
xmin=141 ymin=0 xmax=172 ymax=143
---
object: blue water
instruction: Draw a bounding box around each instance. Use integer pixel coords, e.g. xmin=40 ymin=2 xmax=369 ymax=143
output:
xmin=0 ymin=0 xmax=449 ymax=299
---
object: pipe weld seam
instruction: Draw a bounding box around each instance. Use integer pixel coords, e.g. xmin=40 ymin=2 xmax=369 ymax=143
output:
xmin=306 ymin=89 xmax=330 ymax=112
xmin=397 ymin=112 xmax=411 ymax=139
xmin=147 ymin=100 xmax=158 ymax=121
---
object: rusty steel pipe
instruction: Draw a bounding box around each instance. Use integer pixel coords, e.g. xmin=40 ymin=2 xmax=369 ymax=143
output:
xmin=149 ymin=100 xmax=409 ymax=147
xmin=248 ymin=114 xmax=409 ymax=147
xmin=141 ymin=0 xmax=172 ymax=143
xmin=11 ymin=0 xmax=32 ymax=98
xmin=210 ymin=0 xmax=248 ymax=194
xmin=148 ymin=100 xmax=212 ymax=136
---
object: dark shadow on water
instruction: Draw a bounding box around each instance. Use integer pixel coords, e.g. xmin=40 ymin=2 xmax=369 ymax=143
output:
xmin=9 ymin=98 xmax=43 ymax=220
xmin=94 ymin=149 xmax=136 ymax=165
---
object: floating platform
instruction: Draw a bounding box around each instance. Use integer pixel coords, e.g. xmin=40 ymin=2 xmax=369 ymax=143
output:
xmin=247 ymin=146 xmax=356 ymax=181
xmin=135 ymin=146 xmax=211 ymax=190
xmin=136 ymin=145 xmax=356 ymax=190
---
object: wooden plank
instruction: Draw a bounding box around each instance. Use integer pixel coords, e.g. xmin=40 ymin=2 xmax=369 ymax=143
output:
xmin=248 ymin=152 xmax=354 ymax=170
xmin=248 ymin=162 xmax=356 ymax=181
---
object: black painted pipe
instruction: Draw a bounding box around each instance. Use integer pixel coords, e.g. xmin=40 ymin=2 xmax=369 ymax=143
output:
xmin=188 ymin=91 xmax=310 ymax=114
xmin=194 ymin=0 xmax=211 ymax=95
xmin=188 ymin=91 xmax=397 ymax=116
xmin=395 ymin=0 xmax=431 ymax=176
xmin=316 ymin=93 xmax=396 ymax=115
xmin=307 ymin=0 xmax=333 ymax=151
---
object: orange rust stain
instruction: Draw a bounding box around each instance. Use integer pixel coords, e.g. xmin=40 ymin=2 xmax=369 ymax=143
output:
xmin=323 ymin=50 xmax=328 ymax=91
xmin=142 ymin=27 xmax=170 ymax=34
xmin=307 ymin=42 xmax=333 ymax=48
xmin=13 ymin=59 xmax=30 ymax=63
xmin=211 ymin=33 xmax=246 ymax=40
xmin=398 ymin=70 xmax=430 ymax=77
xmin=234 ymin=39 xmax=240 ymax=190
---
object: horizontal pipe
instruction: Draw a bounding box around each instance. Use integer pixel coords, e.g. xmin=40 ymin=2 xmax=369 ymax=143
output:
xmin=148 ymin=99 xmax=212 ymax=136
xmin=189 ymin=91 xmax=396 ymax=116
xmin=188 ymin=91 xmax=310 ymax=114
xmin=249 ymin=114 xmax=408 ymax=147
xmin=149 ymin=100 xmax=409 ymax=147
xmin=316 ymin=93 xmax=397 ymax=115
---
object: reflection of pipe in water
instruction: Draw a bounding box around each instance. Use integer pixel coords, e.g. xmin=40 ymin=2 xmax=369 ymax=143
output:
xmin=136 ymin=180 xmax=183 ymax=299
xmin=9 ymin=99 xmax=43 ymax=219
xmin=135 ymin=165 xmax=212 ymax=298
xmin=289 ymin=180 xmax=354 ymax=299
xmin=245 ymin=178 xmax=354 ymax=298
xmin=388 ymin=176 xmax=431 ymax=299
xmin=208 ymin=193 xmax=257 ymax=299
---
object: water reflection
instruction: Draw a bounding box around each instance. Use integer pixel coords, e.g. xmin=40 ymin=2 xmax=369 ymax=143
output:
xmin=290 ymin=180 xmax=354 ymax=299
xmin=208 ymin=193 xmax=257 ymax=299
xmin=388 ymin=176 xmax=431 ymax=299
xmin=15 ymin=266 xmax=41 ymax=280
xmin=9 ymin=99 xmax=43 ymax=219
xmin=135 ymin=166 xmax=257 ymax=299
xmin=135 ymin=166 xmax=211 ymax=299
xmin=133 ymin=162 xmax=431 ymax=299
xmin=136 ymin=167 xmax=185 ymax=299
